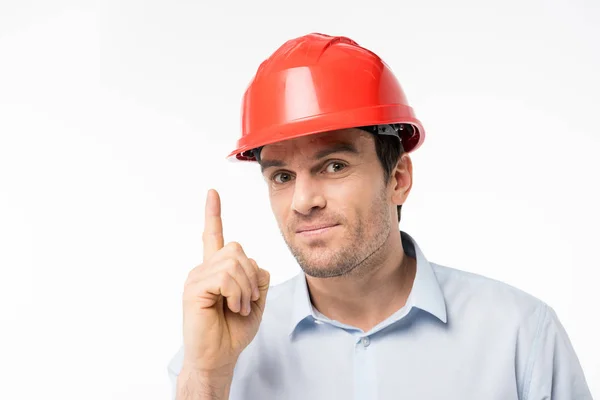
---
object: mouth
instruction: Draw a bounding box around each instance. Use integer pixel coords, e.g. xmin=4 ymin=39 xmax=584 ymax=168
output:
xmin=296 ymin=224 xmax=340 ymax=237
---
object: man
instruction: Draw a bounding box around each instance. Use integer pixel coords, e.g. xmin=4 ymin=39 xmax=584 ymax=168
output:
xmin=168 ymin=33 xmax=592 ymax=399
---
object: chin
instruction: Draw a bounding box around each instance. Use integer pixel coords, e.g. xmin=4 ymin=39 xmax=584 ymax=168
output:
xmin=293 ymin=249 xmax=328 ymax=269
xmin=301 ymin=263 xmax=354 ymax=278
xmin=294 ymin=249 xmax=356 ymax=277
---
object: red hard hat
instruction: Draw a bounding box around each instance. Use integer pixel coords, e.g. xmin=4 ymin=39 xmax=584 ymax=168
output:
xmin=228 ymin=33 xmax=425 ymax=161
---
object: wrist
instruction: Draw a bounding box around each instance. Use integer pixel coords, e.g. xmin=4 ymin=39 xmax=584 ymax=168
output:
xmin=177 ymin=366 xmax=234 ymax=400
xmin=181 ymin=358 xmax=236 ymax=378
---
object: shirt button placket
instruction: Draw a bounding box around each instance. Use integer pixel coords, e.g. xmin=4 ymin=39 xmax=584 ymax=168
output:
xmin=354 ymin=335 xmax=376 ymax=400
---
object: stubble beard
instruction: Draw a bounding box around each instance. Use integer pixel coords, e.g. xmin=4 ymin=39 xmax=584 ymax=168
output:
xmin=282 ymin=191 xmax=393 ymax=279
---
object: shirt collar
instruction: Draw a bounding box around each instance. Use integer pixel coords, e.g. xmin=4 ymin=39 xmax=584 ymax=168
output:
xmin=288 ymin=230 xmax=448 ymax=336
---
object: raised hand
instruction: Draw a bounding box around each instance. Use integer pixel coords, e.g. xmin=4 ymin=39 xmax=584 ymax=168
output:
xmin=181 ymin=189 xmax=270 ymax=375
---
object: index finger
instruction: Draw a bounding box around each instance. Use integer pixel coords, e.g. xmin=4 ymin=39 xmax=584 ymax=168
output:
xmin=203 ymin=189 xmax=224 ymax=262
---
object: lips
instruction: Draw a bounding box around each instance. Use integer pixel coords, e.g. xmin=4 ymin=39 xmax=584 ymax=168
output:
xmin=295 ymin=223 xmax=339 ymax=234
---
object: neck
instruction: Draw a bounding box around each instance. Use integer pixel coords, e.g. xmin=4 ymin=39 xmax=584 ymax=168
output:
xmin=305 ymin=229 xmax=416 ymax=332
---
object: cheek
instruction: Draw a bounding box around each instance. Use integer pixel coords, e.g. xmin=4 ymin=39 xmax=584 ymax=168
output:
xmin=269 ymin=189 xmax=292 ymax=226
xmin=323 ymin=175 xmax=375 ymax=218
xmin=326 ymin=172 xmax=379 ymax=202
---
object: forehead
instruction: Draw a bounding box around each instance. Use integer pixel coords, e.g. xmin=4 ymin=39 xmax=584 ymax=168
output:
xmin=259 ymin=128 xmax=373 ymax=160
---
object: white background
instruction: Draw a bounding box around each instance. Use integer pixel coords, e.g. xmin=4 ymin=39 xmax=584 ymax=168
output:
xmin=1 ymin=0 xmax=598 ymax=398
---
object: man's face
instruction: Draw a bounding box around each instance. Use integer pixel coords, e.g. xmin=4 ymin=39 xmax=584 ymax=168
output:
xmin=259 ymin=128 xmax=400 ymax=278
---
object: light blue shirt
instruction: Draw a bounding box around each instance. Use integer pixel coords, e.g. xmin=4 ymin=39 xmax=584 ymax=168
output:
xmin=168 ymin=231 xmax=592 ymax=399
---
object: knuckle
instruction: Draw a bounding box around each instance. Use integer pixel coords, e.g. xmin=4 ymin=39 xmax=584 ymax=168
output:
xmin=217 ymin=269 xmax=231 ymax=285
xmin=219 ymin=271 xmax=238 ymax=293
xmin=226 ymin=241 xmax=243 ymax=253
xmin=247 ymin=258 xmax=259 ymax=273
xmin=186 ymin=264 xmax=202 ymax=279
xmin=231 ymin=262 xmax=246 ymax=278
xmin=183 ymin=273 xmax=198 ymax=288
xmin=223 ymin=258 xmax=239 ymax=271
xmin=185 ymin=270 xmax=195 ymax=283
xmin=246 ymin=269 xmax=258 ymax=285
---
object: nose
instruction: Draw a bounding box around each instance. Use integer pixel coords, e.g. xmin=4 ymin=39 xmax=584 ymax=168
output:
xmin=291 ymin=174 xmax=326 ymax=215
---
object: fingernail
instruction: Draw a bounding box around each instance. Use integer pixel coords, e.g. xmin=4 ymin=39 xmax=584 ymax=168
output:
xmin=252 ymin=287 xmax=260 ymax=301
xmin=246 ymin=302 xmax=252 ymax=315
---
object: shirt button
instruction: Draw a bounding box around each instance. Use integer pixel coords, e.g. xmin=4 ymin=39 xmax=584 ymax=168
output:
xmin=361 ymin=337 xmax=371 ymax=347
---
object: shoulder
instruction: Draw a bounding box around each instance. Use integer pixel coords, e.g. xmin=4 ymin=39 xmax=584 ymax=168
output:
xmin=431 ymin=262 xmax=547 ymax=325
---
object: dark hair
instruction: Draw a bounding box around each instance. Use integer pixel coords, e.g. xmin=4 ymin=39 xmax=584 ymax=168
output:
xmin=372 ymin=133 xmax=405 ymax=223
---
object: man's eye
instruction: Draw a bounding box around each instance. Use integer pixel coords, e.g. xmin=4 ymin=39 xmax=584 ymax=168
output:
xmin=325 ymin=161 xmax=347 ymax=173
xmin=273 ymin=172 xmax=293 ymax=184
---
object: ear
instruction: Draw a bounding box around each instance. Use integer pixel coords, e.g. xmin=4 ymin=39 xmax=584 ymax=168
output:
xmin=390 ymin=153 xmax=413 ymax=206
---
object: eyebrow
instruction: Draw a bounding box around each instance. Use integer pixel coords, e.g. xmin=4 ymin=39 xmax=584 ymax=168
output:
xmin=260 ymin=142 xmax=359 ymax=173
xmin=260 ymin=159 xmax=285 ymax=173
xmin=313 ymin=142 xmax=359 ymax=160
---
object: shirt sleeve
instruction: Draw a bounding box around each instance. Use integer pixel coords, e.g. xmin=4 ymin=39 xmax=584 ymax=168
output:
xmin=523 ymin=303 xmax=593 ymax=400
